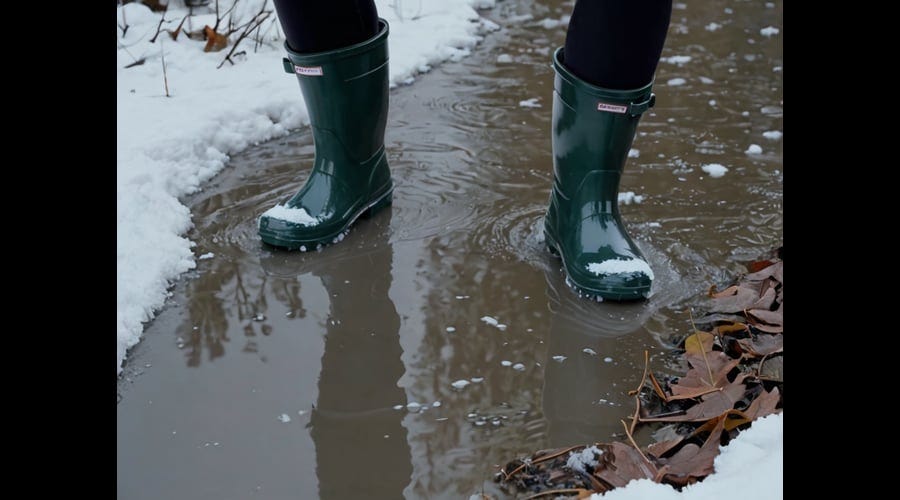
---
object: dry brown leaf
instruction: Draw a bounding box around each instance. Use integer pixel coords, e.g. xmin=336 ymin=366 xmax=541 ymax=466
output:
xmin=644 ymin=374 xmax=749 ymax=423
xmin=744 ymin=261 xmax=783 ymax=282
xmin=708 ymin=285 xmax=761 ymax=313
xmin=736 ymin=334 xmax=783 ymax=357
xmin=759 ymin=355 xmax=783 ymax=382
xmin=750 ymin=286 xmax=777 ymax=310
xmin=660 ymin=415 xmax=725 ymax=486
xmin=593 ymin=442 xmax=658 ymax=489
xmin=670 ymin=352 xmax=739 ymax=398
xmin=747 ymin=308 xmax=783 ymax=326
xmin=203 ymin=25 xmax=228 ymax=52
xmin=713 ymin=322 xmax=750 ymax=336
xmin=684 ymin=332 xmax=715 ymax=357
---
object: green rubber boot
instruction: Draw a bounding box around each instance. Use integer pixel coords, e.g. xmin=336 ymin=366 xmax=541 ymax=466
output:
xmin=258 ymin=19 xmax=392 ymax=250
xmin=543 ymin=48 xmax=656 ymax=301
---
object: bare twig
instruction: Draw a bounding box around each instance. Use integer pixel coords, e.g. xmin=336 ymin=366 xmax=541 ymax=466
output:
xmin=217 ymin=3 xmax=272 ymax=69
xmin=149 ymin=7 xmax=170 ymax=44
xmin=524 ymin=489 xmax=589 ymax=499
xmin=628 ymin=350 xmax=650 ymax=396
xmin=503 ymin=445 xmax=583 ymax=480
xmin=213 ymin=0 xmax=239 ymax=33
xmin=118 ymin=1 xmax=129 ymax=37
xmin=689 ymin=308 xmax=715 ymax=386
xmin=161 ymin=37 xmax=170 ymax=97
xmin=620 ymin=420 xmax=652 ymax=466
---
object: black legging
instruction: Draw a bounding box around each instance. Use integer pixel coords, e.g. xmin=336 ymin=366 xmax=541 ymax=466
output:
xmin=273 ymin=0 xmax=671 ymax=89
xmin=273 ymin=0 xmax=378 ymax=53
xmin=564 ymin=0 xmax=673 ymax=89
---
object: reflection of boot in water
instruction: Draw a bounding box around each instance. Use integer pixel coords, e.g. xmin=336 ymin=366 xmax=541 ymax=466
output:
xmin=308 ymin=238 xmax=411 ymax=499
xmin=541 ymin=266 xmax=652 ymax=445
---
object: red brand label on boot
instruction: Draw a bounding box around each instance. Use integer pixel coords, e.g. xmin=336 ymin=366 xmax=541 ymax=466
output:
xmin=597 ymin=102 xmax=628 ymax=114
xmin=294 ymin=65 xmax=323 ymax=76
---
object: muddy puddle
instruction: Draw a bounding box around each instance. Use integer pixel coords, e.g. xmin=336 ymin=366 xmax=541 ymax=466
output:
xmin=117 ymin=1 xmax=782 ymax=498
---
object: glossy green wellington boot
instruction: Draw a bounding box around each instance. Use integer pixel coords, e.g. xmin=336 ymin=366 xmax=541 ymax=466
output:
xmin=258 ymin=19 xmax=392 ymax=250
xmin=543 ymin=47 xmax=656 ymax=301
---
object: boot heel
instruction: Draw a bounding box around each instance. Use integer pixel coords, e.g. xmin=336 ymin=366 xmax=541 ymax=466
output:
xmin=363 ymin=192 xmax=392 ymax=219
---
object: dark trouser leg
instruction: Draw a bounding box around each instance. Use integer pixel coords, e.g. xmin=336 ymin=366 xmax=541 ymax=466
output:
xmin=563 ymin=0 xmax=672 ymax=89
xmin=273 ymin=0 xmax=378 ymax=53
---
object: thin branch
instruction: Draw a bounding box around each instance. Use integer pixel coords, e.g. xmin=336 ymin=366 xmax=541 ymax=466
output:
xmin=503 ymin=445 xmax=583 ymax=480
xmin=689 ymin=308 xmax=715 ymax=386
xmin=620 ymin=420 xmax=652 ymax=467
xmin=160 ymin=38 xmax=170 ymax=97
xmin=217 ymin=6 xmax=272 ymax=69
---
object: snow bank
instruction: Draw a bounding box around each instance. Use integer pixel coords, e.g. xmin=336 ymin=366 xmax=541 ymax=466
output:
xmin=592 ymin=413 xmax=783 ymax=500
xmin=116 ymin=0 xmax=498 ymax=374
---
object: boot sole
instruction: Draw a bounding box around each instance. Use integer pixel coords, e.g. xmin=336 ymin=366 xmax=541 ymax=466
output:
xmin=544 ymin=230 xmax=650 ymax=302
xmin=259 ymin=190 xmax=392 ymax=251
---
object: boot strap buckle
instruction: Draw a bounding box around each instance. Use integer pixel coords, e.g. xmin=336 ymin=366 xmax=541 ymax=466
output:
xmin=628 ymin=93 xmax=656 ymax=116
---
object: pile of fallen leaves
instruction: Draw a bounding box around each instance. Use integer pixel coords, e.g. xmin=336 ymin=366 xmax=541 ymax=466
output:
xmin=496 ymin=248 xmax=783 ymax=498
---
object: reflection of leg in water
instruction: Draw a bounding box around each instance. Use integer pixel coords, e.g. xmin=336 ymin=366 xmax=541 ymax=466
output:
xmin=306 ymin=220 xmax=411 ymax=499
xmin=544 ymin=0 xmax=672 ymax=301
xmin=541 ymin=269 xmax=653 ymax=445
xmin=258 ymin=0 xmax=393 ymax=250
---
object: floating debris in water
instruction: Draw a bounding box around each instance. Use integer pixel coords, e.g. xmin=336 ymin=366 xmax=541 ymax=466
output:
xmin=552 ymin=355 xmax=567 ymax=363
xmin=518 ymin=98 xmax=542 ymax=108
xmin=446 ymin=326 xmax=456 ymax=333
xmin=701 ymin=163 xmax=729 ymax=178
xmin=393 ymin=404 xmax=404 ymax=411
xmin=277 ymin=414 xmax=291 ymax=423
xmin=501 ymin=360 xmax=513 ymax=367
xmin=763 ymin=130 xmax=783 ymax=140
xmin=512 ymin=363 xmax=526 ymax=371
xmin=760 ymin=26 xmax=780 ymax=37
xmin=451 ymin=379 xmax=471 ymax=389
xmin=198 ymin=252 xmax=214 ymax=260
xmin=667 ymin=77 xmax=686 ymax=86
xmin=470 ymin=377 xmax=485 ymax=383
xmin=745 ymin=144 xmax=763 ymax=155
xmin=583 ymin=348 xmax=598 ymax=356
xmin=480 ymin=316 xmax=507 ymax=330
xmin=604 ymin=357 xmax=613 ymax=363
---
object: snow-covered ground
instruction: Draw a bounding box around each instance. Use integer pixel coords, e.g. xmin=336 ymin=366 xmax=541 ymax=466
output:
xmin=116 ymin=0 xmax=498 ymax=375
xmin=592 ymin=413 xmax=783 ymax=500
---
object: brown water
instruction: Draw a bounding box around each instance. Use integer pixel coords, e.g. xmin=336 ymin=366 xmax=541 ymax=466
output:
xmin=116 ymin=1 xmax=782 ymax=498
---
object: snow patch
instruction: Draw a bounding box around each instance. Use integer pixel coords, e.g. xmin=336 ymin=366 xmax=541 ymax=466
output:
xmin=763 ymin=130 xmax=783 ymax=141
xmin=582 ymin=348 xmax=597 ymax=356
xmin=451 ymin=379 xmax=471 ymax=389
xmin=705 ymin=22 xmax=722 ymax=31
xmin=591 ymin=413 xmax=782 ymax=500
xmin=667 ymin=78 xmax=687 ymax=86
xmin=518 ymin=98 xmax=542 ymax=108
xmin=262 ymin=205 xmax=322 ymax=226
xmin=552 ymin=355 xmax=567 ymax=363
xmin=618 ymin=192 xmax=645 ymax=205
xmin=512 ymin=363 xmax=526 ymax=371
xmin=277 ymin=414 xmax=291 ymax=423
xmin=745 ymin=144 xmax=763 ymax=155
xmin=585 ymin=258 xmax=654 ymax=279
xmin=566 ymin=446 xmax=603 ymax=473
xmin=496 ymin=53 xmax=513 ymax=63
xmin=501 ymin=360 xmax=513 ymax=367
xmin=662 ymin=55 xmax=691 ymax=65
xmin=198 ymin=252 xmax=215 ymax=260
xmin=760 ymin=26 xmax=780 ymax=37
xmin=628 ymin=148 xmax=640 ymax=158
xmin=701 ymin=164 xmax=729 ymax=178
